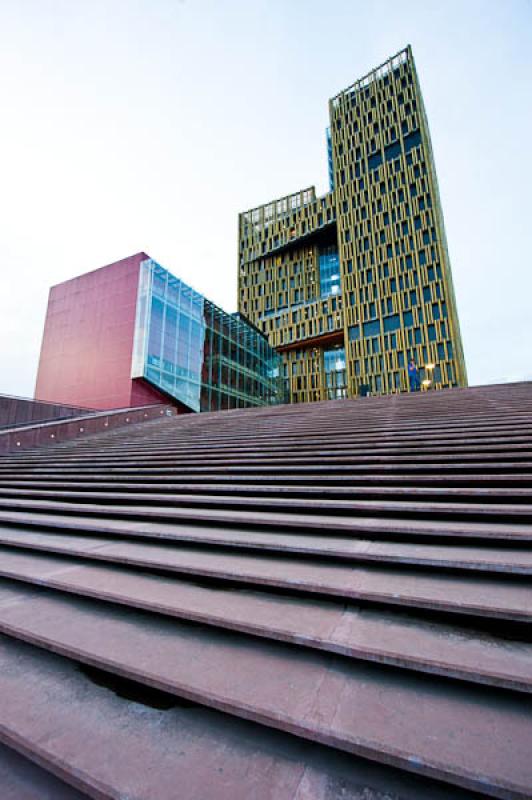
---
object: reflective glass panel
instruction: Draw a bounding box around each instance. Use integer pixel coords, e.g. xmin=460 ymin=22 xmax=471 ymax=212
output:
xmin=132 ymin=259 xmax=283 ymax=411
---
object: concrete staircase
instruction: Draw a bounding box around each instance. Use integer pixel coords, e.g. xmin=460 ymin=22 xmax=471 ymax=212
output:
xmin=0 ymin=382 xmax=530 ymax=799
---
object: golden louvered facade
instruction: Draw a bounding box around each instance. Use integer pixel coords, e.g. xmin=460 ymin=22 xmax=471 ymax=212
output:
xmin=238 ymin=46 xmax=467 ymax=403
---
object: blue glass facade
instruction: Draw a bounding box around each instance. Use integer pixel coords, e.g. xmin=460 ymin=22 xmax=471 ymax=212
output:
xmin=132 ymin=259 xmax=282 ymax=412
xmin=324 ymin=346 xmax=346 ymax=399
xmin=319 ymin=246 xmax=341 ymax=299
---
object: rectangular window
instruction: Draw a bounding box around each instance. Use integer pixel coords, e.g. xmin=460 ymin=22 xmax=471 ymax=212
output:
xmin=383 ymin=313 xmax=401 ymax=333
xmin=363 ymin=319 xmax=381 ymax=337
xmin=428 ymin=324 xmax=436 ymax=341
xmin=403 ymin=310 xmax=413 ymax=327
xmin=348 ymin=325 xmax=360 ymax=341
xmin=319 ymin=246 xmax=341 ymax=299
xmin=404 ymin=129 xmax=421 ymax=153
xmin=368 ymin=151 xmax=382 ymax=170
xmin=384 ymin=140 xmax=401 ymax=161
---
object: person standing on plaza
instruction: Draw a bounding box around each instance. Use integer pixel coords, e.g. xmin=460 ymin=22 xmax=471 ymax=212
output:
xmin=408 ymin=358 xmax=420 ymax=392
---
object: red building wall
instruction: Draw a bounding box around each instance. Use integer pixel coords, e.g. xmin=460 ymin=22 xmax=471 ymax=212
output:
xmin=35 ymin=253 xmax=169 ymax=410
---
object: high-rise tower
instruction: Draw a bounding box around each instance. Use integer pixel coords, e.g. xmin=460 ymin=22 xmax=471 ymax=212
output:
xmin=238 ymin=46 xmax=467 ymax=402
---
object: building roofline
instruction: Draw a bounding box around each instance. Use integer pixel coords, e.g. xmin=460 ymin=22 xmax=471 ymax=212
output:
xmin=49 ymin=252 xmax=151 ymax=291
xmin=239 ymin=187 xmax=316 ymax=219
xmin=330 ymin=45 xmax=412 ymax=103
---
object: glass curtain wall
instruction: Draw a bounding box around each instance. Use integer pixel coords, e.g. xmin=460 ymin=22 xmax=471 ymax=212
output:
xmin=319 ymin=246 xmax=341 ymax=298
xmin=323 ymin=346 xmax=347 ymax=399
xmin=132 ymin=259 xmax=282 ymax=411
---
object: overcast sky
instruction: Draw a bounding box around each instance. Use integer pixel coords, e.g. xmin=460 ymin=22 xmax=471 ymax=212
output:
xmin=0 ymin=0 xmax=531 ymax=397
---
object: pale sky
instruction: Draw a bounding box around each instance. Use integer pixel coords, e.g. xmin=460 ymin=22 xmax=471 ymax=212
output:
xmin=0 ymin=0 xmax=531 ymax=397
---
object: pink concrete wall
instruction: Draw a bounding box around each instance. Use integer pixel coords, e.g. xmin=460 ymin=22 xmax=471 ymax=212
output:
xmin=35 ymin=253 xmax=150 ymax=410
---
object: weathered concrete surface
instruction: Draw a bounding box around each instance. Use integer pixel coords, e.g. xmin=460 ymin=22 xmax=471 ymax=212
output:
xmin=0 ymin=584 xmax=530 ymax=798
xmin=0 ymin=528 xmax=530 ymax=620
xmin=0 ymin=636 xmax=484 ymax=800
xmin=0 ymin=742 xmax=88 ymax=800
xmin=0 ymin=553 xmax=529 ymax=691
xmin=0 ymin=382 xmax=531 ymax=799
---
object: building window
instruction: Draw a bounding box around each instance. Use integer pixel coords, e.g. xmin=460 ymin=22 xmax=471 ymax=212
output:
xmin=319 ymin=246 xmax=341 ymax=299
xmin=404 ymin=129 xmax=421 ymax=153
xmin=384 ymin=140 xmax=401 ymax=162
xmin=383 ymin=313 xmax=401 ymax=333
xmin=368 ymin=151 xmax=382 ymax=170
xmin=363 ymin=319 xmax=381 ymax=337
xmin=324 ymin=346 xmax=347 ymax=399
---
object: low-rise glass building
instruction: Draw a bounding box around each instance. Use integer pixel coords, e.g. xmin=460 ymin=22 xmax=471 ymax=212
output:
xmin=36 ymin=252 xmax=282 ymax=413
xmin=132 ymin=258 xmax=282 ymax=412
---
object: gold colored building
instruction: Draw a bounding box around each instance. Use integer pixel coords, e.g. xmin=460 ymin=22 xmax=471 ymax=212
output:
xmin=238 ymin=46 xmax=467 ymax=403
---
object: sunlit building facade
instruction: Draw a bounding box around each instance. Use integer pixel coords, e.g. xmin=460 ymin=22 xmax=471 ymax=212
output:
xmin=238 ymin=46 xmax=467 ymax=403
